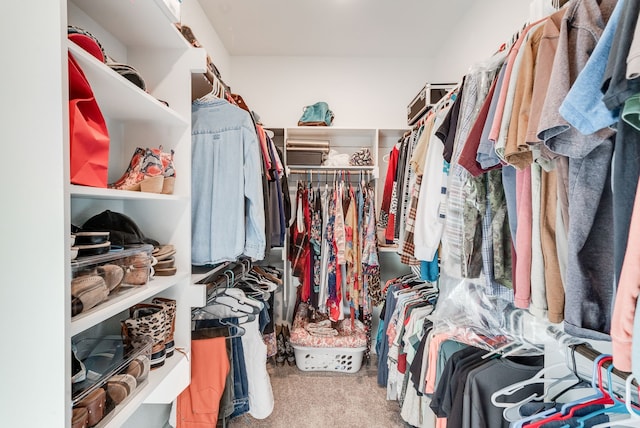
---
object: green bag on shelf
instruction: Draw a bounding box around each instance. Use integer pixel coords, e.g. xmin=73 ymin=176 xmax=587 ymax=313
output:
xmin=298 ymin=101 xmax=334 ymax=126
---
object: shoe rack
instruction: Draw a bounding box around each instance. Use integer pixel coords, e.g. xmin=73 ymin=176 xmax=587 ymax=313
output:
xmin=1 ymin=1 xmax=207 ymax=427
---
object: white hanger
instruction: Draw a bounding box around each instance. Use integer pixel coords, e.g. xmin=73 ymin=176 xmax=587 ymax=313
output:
xmin=492 ymin=362 xmax=580 ymax=422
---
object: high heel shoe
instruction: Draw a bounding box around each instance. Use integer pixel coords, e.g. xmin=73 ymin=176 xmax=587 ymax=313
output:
xmin=156 ymin=147 xmax=176 ymax=195
xmin=110 ymin=148 xmax=164 ymax=193
xmin=109 ymin=147 xmax=145 ymax=190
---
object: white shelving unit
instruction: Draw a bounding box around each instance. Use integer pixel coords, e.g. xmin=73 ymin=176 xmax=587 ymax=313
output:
xmin=280 ymin=127 xmax=407 ymax=320
xmin=66 ymin=0 xmax=206 ymax=425
xmin=1 ymin=1 xmax=209 ymax=426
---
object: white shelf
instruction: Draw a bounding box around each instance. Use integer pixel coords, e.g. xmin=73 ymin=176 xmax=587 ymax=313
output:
xmin=71 ymin=0 xmax=190 ymax=49
xmin=144 ymin=351 xmax=190 ymax=404
xmin=70 ymin=184 xmax=186 ymax=202
xmin=69 ymin=42 xmax=188 ymax=127
xmin=379 ymin=128 xmax=409 ymax=139
xmin=288 ymin=165 xmax=375 ymax=171
xmin=71 ymin=273 xmax=189 ymax=336
xmin=191 ymin=262 xmax=232 ymax=285
xmin=97 ymin=352 xmax=189 ymax=428
xmin=286 ymin=127 xmax=377 ymax=138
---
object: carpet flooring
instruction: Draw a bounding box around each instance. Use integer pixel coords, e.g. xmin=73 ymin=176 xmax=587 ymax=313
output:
xmin=226 ymin=356 xmax=409 ymax=428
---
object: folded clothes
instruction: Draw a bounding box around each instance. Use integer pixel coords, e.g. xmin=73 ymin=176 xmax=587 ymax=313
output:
xmin=305 ymin=320 xmax=338 ymax=337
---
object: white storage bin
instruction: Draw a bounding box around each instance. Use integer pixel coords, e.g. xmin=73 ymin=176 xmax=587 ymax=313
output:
xmin=292 ymin=345 xmax=366 ymax=373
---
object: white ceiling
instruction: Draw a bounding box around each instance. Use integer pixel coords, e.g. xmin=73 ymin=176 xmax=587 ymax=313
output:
xmin=197 ymin=0 xmax=474 ymax=57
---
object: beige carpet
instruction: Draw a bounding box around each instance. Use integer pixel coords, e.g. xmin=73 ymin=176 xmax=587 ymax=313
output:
xmin=226 ymin=356 xmax=409 ymax=428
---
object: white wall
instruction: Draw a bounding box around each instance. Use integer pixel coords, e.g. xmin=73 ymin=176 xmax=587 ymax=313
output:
xmin=225 ymin=1 xmax=532 ymax=129
xmin=429 ymin=0 xmax=531 ymax=81
xmin=183 ymin=0 xmax=532 ymax=129
xmin=229 ymin=56 xmax=432 ymax=129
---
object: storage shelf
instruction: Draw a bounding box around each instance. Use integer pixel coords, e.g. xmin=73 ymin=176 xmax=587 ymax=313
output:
xmin=286 ymin=127 xmax=377 ymax=138
xmin=378 ymin=245 xmax=399 ymax=253
xmin=71 ymin=272 xmax=189 ymax=336
xmin=287 ymin=165 xmax=375 ymax=171
xmin=97 ymin=352 xmax=189 ymax=428
xmin=69 ymin=42 xmax=188 ymax=127
xmin=70 ymin=184 xmax=186 ymax=202
xmin=379 ymin=128 xmax=409 ymax=139
xmin=71 ymin=0 xmax=189 ymax=49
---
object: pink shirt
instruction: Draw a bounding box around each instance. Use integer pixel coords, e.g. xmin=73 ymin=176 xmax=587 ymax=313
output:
xmin=611 ymin=180 xmax=640 ymax=372
xmin=514 ymin=167 xmax=533 ymax=308
xmin=489 ymin=18 xmax=548 ymax=143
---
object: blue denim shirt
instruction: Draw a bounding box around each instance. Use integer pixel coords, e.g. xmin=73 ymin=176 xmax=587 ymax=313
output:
xmin=191 ymin=97 xmax=265 ymax=265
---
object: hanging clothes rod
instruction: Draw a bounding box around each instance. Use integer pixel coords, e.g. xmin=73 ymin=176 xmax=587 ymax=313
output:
xmin=546 ymin=325 xmax=637 ymax=386
xmin=201 ymin=259 xmax=252 ymax=296
xmin=288 ymin=168 xmax=374 ymax=174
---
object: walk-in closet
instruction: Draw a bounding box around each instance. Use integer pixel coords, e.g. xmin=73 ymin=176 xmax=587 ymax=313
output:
xmin=4 ymin=0 xmax=640 ymax=427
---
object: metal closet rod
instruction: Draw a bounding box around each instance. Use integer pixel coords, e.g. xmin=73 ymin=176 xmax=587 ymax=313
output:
xmin=288 ymin=168 xmax=372 ymax=175
xmin=203 ymin=259 xmax=252 ymax=295
xmin=571 ymin=342 xmax=638 ymax=386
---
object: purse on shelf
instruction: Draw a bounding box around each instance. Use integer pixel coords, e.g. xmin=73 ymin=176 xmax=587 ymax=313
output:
xmin=298 ymin=101 xmax=334 ymax=126
xmin=68 ymin=51 xmax=110 ymax=188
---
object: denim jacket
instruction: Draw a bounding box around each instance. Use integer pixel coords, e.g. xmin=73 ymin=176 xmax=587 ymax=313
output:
xmin=191 ymin=97 xmax=265 ymax=265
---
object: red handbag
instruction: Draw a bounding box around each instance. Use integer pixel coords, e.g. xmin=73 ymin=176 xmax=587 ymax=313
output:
xmin=68 ymin=51 xmax=110 ymax=188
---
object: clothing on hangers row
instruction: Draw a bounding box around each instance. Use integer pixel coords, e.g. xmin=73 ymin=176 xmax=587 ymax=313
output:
xmin=181 ymin=264 xmax=283 ymax=426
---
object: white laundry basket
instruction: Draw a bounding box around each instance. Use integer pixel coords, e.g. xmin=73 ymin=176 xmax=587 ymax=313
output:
xmin=291 ymin=345 xmax=366 ymax=373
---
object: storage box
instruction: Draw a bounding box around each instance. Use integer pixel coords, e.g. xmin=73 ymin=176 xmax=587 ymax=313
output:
xmin=286 ymin=139 xmax=330 ymax=166
xmin=72 ymin=335 xmax=152 ymax=425
xmin=292 ymin=345 xmax=366 ymax=373
xmin=71 ymin=245 xmax=154 ymax=317
xmin=71 ymin=244 xmax=155 ymax=289
xmin=407 ymin=83 xmax=457 ymax=125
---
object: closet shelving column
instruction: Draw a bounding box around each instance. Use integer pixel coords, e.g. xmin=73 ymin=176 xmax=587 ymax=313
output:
xmin=65 ymin=0 xmax=206 ymax=426
xmin=377 ymin=128 xmax=409 ymax=253
xmin=281 ymin=127 xmax=378 ymax=318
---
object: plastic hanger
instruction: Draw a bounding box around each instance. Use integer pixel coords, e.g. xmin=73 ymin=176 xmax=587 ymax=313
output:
xmin=526 ymin=355 xmax=613 ymax=428
xmin=205 ymin=271 xmax=262 ymax=315
xmin=492 ymin=362 xmax=579 ymax=421
xmin=564 ymin=363 xmax=630 ymax=428
xmin=217 ymin=318 xmax=246 ymax=338
xmin=511 ymin=350 xmax=606 ymax=427
xmin=591 ymin=373 xmax=640 ymax=427
xmin=507 ymin=339 xmax=587 ymax=426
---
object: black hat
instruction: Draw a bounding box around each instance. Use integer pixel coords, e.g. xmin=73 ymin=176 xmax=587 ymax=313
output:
xmin=81 ymin=210 xmax=159 ymax=247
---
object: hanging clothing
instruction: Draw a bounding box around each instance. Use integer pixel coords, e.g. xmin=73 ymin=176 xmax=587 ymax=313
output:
xmin=537 ymin=0 xmax=617 ymax=340
xmin=176 ymin=337 xmax=230 ymax=427
xmin=191 ymin=97 xmax=266 ymax=265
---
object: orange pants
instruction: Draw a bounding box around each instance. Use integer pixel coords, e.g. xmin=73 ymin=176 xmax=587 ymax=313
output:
xmin=177 ymin=337 xmax=230 ymax=427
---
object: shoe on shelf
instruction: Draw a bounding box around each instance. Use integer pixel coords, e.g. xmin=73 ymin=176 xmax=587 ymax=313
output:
xmin=109 ymin=148 xmax=164 ymax=193
xmin=151 ymin=297 xmax=176 ymax=358
xmin=122 ymin=303 xmax=167 ymax=369
xmin=157 ymin=147 xmax=176 ymax=195
xmin=97 ymin=264 xmax=124 ymax=292
xmin=71 ymin=343 xmax=86 ymax=384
